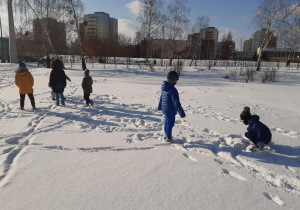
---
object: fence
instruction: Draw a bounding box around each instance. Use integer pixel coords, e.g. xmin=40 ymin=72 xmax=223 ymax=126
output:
xmin=53 ymin=56 xmax=300 ymax=70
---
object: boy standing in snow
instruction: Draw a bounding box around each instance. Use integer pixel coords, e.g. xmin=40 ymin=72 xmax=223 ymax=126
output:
xmin=49 ymin=59 xmax=71 ymax=101
xmin=240 ymin=106 xmax=272 ymax=150
xmin=158 ymin=71 xmax=186 ymax=142
xmin=81 ymin=69 xmax=94 ymax=107
xmin=49 ymin=59 xmax=67 ymax=106
xmin=15 ymin=61 xmax=36 ymax=110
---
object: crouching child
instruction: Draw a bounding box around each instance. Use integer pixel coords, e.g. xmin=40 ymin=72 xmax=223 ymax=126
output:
xmin=240 ymin=106 xmax=272 ymax=150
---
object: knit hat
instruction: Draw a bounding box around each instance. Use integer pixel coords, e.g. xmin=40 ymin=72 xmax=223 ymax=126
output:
xmin=50 ymin=58 xmax=65 ymax=69
xmin=52 ymin=59 xmax=63 ymax=69
xmin=84 ymin=69 xmax=90 ymax=75
xmin=18 ymin=61 xmax=26 ymax=69
xmin=240 ymin=106 xmax=251 ymax=120
xmin=167 ymin=71 xmax=179 ymax=82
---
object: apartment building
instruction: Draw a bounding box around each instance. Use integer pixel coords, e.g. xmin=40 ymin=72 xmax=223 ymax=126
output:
xmin=252 ymin=29 xmax=277 ymax=51
xmin=187 ymin=27 xmax=219 ymax=59
xmin=84 ymin=12 xmax=118 ymax=39
xmin=33 ymin=18 xmax=66 ymax=54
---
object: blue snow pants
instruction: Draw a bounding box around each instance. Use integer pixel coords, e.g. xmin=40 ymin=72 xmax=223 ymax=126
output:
xmin=164 ymin=115 xmax=175 ymax=140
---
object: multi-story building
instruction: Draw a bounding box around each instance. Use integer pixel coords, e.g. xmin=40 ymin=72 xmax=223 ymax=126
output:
xmin=187 ymin=27 xmax=219 ymax=59
xmin=33 ymin=18 xmax=66 ymax=54
xmin=188 ymin=27 xmax=219 ymax=44
xmin=252 ymin=29 xmax=277 ymax=52
xmin=216 ymin=40 xmax=235 ymax=60
xmin=83 ymin=12 xmax=118 ymax=40
xmin=243 ymin=38 xmax=253 ymax=52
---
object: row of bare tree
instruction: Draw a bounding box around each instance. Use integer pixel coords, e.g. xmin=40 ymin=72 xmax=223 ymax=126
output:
xmin=136 ymin=0 xmax=300 ymax=70
xmin=2 ymin=0 xmax=300 ymax=71
xmin=1 ymin=0 xmax=86 ymax=68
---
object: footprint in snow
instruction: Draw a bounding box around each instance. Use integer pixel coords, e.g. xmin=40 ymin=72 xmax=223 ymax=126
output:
xmin=220 ymin=169 xmax=247 ymax=182
xmin=182 ymin=153 xmax=198 ymax=161
xmin=263 ymin=192 xmax=285 ymax=206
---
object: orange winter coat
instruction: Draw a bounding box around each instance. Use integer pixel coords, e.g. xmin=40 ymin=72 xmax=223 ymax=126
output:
xmin=15 ymin=69 xmax=34 ymax=94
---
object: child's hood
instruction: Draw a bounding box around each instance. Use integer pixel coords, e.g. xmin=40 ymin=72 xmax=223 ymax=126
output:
xmin=15 ymin=68 xmax=29 ymax=74
xmin=161 ymin=81 xmax=175 ymax=92
xmin=250 ymin=115 xmax=260 ymax=122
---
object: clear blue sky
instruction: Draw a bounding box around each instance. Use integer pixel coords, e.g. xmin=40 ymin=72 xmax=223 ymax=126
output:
xmin=84 ymin=0 xmax=261 ymax=44
xmin=0 ymin=0 xmax=260 ymax=46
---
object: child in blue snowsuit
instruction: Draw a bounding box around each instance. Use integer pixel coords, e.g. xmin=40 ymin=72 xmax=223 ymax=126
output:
xmin=240 ymin=107 xmax=272 ymax=150
xmin=158 ymin=71 xmax=186 ymax=142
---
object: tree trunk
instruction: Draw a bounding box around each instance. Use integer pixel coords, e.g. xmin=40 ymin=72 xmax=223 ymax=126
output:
xmin=256 ymin=53 xmax=262 ymax=71
xmin=82 ymin=57 xmax=86 ymax=70
xmin=7 ymin=0 xmax=18 ymax=63
xmin=68 ymin=0 xmax=86 ymax=70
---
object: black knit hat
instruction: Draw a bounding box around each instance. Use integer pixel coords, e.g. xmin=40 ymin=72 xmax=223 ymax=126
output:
xmin=18 ymin=61 xmax=26 ymax=69
xmin=52 ymin=59 xmax=63 ymax=69
xmin=240 ymin=106 xmax=251 ymax=120
xmin=167 ymin=71 xmax=179 ymax=82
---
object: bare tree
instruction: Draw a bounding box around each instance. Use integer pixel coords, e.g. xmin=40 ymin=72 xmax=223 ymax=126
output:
xmin=118 ymin=34 xmax=134 ymax=68
xmin=14 ymin=0 xmax=68 ymax=67
xmin=165 ymin=0 xmax=190 ymax=65
xmin=253 ymin=0 xmax=300 ymax=71
xmin=192 ymin=16 xmax=210 ymax=34
xmin=189 ymin=15 xmax=210 ymax=66
xmin=0 ymin=0 xmax=18 ymax=63
xmin=218 ymin=32 xmax=235 ymax=60
xmin=137 ymin=0 xmax=165 ymax=63
xmin=63 ymin=0 xmax=86 ymax=70
xmin=236 ymin=34 xmax=246 ymax=51
xmin=278 ymin=11 xmax=300 ymax=63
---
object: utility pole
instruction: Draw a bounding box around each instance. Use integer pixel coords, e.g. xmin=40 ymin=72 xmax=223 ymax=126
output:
xmin=7 ymin=0 xmax=18 ymax=63
xmin=161 ymin=25 xmax=164 ymax=67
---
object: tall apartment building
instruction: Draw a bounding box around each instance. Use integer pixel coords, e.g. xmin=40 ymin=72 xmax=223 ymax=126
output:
xmin=252 ymin=29 xmax=277 ymax=51
xmin=187 ymin=27 xmax=219 ymax=59
xmin=33 ymin=18 xmax=66 ymax=54
xmin=188 ymin=27 xmax=219 ymax=43
xmin=201 ymin=27 xmax=219 ymax=43
xmin=83 ymin=12 xmax=118 ymax=39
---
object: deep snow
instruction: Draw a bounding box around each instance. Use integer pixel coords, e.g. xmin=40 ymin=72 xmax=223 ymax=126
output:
xmin=0 ymin=62 xmax=299 ymax=210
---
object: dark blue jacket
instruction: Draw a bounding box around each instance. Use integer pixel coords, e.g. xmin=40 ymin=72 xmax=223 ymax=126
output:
xmin=247 ymin=115 xmax=272 ymax=144
xmin=158 ymin=81 xmax=185 ymax=117
xmin=49 ymin=68 xmax=67 ymax=93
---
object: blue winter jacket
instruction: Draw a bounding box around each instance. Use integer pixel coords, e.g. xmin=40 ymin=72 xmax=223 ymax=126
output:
xmin=158 ymin=81 xmax=185 ymax=117
xmin=247 ymin=115 xmax=272 ymax=144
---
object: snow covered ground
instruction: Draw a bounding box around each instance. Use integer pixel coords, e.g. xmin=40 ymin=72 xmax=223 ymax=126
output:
xmin=0 ymin=62 xmax=299 ymax=210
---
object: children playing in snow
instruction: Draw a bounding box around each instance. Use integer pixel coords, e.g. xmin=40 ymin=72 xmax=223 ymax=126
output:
xmin=81 ymin=69 xmax=94 ymax=107
xmin=158 ymin=71 xmax=186 ymax=142
xmin=49 ymin=58 xmax=67 ymax=106
xmin=240 ymin=106 xmax=272 ymax=150
xmin=15 ymin=61 xmax=36 ymax=110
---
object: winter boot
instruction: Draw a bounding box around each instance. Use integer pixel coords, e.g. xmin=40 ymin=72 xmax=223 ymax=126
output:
xmin=256 ymin=142 xmax=265 ymax=150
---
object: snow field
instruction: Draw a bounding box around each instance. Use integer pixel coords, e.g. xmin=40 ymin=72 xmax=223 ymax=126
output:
xmin=0 ymin=63 xmax=299 ymax=209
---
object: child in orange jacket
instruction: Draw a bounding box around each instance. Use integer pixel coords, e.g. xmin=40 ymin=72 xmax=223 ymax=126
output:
xmin=15 ymin=61 xmax=36 ymax=110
